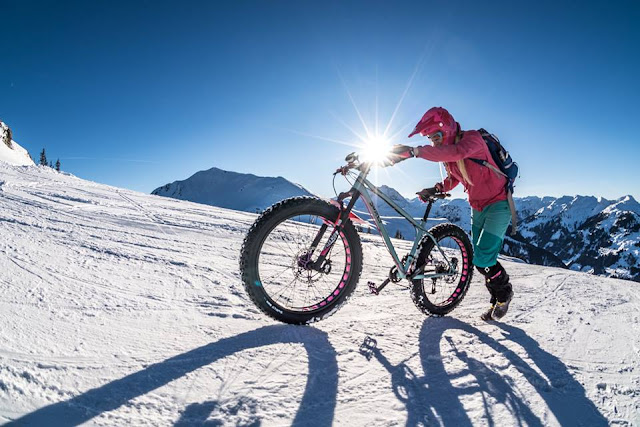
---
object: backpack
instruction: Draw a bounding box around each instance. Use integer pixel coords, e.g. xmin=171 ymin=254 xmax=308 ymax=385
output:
xmin=469 ymin=128 xmax=520 ymax=235
xmin=470 ymin=128 xmax=519 ymax=193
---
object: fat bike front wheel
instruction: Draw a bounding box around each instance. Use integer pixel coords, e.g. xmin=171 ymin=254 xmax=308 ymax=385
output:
xmin=240 ymin=197 xmax=363 ymax=324
xmin=411 ymin=223 xmax=474 ymax=316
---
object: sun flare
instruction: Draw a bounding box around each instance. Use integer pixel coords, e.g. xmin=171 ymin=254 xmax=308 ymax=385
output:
xmin=360 ymin=134 xmax=391 ymax=164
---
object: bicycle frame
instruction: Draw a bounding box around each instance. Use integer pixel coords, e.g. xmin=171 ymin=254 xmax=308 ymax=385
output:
xmin=316 ymin=163 xmax=458 ymax=282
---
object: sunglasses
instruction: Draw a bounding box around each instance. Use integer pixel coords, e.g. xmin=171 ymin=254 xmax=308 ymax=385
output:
xmin=426 ymin=131 xmax=443 ymax=143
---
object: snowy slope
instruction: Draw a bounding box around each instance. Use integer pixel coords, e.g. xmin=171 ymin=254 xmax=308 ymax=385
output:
xmin=151 ymin=167 xmax=314 ymax=213
xmin=1 ymin=162 xmax=639 ymax=426
xmin=0 ymin=121 xmax=34 ymax=166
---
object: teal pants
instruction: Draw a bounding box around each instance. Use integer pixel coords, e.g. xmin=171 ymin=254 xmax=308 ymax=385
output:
xmin=471 ymin=200 xmax=511 ymax=268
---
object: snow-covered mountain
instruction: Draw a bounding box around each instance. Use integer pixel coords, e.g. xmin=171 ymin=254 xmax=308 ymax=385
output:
xmin=1 ymin=161 xmax=638 ymax=425
xmin=516 ymin=194 xmax=640 ymax=281
xmin=152 ymin=167 xmax=314 ymax=213
xmin=0 ymin=121 xmax=34 ymax=166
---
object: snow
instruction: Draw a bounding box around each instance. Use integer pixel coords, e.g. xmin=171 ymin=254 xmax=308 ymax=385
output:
xmin=1 ymin=162 xmax=639 ymax=425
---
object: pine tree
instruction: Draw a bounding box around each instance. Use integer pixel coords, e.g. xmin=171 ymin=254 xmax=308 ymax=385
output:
xmin=39 ymin=148 xmax=47 ymax=166
xmin=55 ymin=159 xmax=61 ymax=172
xmin=394 ymin=230 xmax=404 ymax=240
xmin=49 ymin=160 xmax=53 ymax=168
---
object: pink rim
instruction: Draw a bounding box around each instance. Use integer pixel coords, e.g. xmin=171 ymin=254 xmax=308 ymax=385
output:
xmin=431 ymin=236 xmax=470 ymax=305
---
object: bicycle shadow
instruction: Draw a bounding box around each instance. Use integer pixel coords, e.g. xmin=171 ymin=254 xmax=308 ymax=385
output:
xmin=360 ymin=317 xmax=607 ymax=426
xmin=7 ymin=325 xmax=338 ymax=427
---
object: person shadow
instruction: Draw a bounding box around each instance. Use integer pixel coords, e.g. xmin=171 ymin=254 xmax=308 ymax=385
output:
xmin=7 ymin=325 xmax=338 ymax=427
xmin=360 ymin=317 xmax=607 ymax=426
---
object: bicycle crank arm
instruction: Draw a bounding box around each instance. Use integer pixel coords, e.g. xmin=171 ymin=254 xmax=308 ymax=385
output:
xmin=367 ymin=278 xmax=391 ymax=295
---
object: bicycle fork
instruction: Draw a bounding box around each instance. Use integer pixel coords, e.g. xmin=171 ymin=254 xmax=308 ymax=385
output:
xmin=305 ymin=190 xmax=362 ymax=271
xmin=302 ymin=222 xmax=339 ymax=272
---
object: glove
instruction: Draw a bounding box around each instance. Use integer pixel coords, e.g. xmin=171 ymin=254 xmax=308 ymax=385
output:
xmin=383 ymin=144 xmax=415 ymax=166
xmin=416 ymin=186 xmax=440 ymax=202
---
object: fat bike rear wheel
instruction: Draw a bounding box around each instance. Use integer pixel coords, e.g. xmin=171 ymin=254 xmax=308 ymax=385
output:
xmin=240 ymin=197 xmax=362 ymax=324
xmin=410 ymin=223 xmax=474 ymax=316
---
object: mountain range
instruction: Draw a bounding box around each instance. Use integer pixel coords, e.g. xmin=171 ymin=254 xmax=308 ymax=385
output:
xmin=153 ymin=167 xmax=640 ymax=283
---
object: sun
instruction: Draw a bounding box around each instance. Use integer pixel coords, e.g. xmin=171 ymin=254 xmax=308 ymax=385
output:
xmin=360 ymin=134 xmax=391 ymax=164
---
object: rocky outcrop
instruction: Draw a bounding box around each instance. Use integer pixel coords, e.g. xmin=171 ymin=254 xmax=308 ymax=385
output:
xmin=1 ymin=121 xmax=13 ymax=149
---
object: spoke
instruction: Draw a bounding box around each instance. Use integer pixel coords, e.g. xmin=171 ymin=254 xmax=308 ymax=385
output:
xmin=264 ymin=238 xmax=295 ymax=258
xmin=293 ymin=216 xmax=316 ymax=252
xmin=302 ymin=278 xmax=311 ymax=308
xmin=283 ymin=275 xmax=299 ymax=307
xmin=272 ymin=275 xmax=299 ymax=304
xmin=290 ymin=215 xmax=307 ymax=249
xmin=262 ymin=264 xmax=293 ymax=284
xmin=280 ymin=219 xmax=304 ymax=255
xmin=309 ymin=281 xmax=323 ymax=303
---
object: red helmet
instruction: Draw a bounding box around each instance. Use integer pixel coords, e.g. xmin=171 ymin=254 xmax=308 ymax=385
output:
xmin=408 ymin=107 xmax=458 ymax=143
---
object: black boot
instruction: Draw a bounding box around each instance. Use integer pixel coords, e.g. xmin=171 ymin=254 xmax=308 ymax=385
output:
xmin=477 ymin=262 xmax=513 ymax=320
xmin=479 ymin=304 xmax=495 ymax=321
xmin=492 ymin=289 xmax=513 ymax=320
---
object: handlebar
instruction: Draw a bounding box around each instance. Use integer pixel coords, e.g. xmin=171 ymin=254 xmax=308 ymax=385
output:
xmin=334 ymin=151 xmax=451 ymax=201
xmin=430 ymin=192 xmax=450 ymax=199
xmin=334 ymin=152 xmax=369 ymax=176
xmin=425 ymin=192 xmax=451 ymax=201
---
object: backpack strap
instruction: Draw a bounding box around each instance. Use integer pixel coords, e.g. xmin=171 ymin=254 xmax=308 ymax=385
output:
xmin=506 ymin=190 xmax=518 ymax=236
xmin=469 ymin=159 xmax=518 ymax=236
xmin=469 ymin=158 xmax=507 ymax=178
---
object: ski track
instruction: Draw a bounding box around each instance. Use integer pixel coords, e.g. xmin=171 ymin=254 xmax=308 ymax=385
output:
xmin=0 ymin=163 xmax=638 ymax=426
xmin=511 ymin=273 xmax=568 ymax=320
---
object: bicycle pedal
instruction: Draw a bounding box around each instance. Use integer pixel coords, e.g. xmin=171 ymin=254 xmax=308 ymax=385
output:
xmin=367 ymin=281 xmax=379 ymax=295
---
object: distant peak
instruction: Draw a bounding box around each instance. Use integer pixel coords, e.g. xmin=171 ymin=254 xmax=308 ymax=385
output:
xmin=620 ymin=195 xmax=637 ymax=203
xmin=378 ymin=185 xmax=406 ymax=200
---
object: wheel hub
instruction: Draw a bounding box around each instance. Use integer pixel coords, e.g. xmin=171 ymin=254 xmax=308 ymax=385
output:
xmin=297 ymin=251 xmax=313 ymax=270
xmin=293 ymin=250 xmax=332 ymax=284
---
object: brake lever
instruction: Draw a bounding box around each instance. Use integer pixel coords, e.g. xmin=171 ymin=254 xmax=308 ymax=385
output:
xmin=334 ymin=166 xmax=349 ymax=176
xmin=337 ymin=191 xmax=353 ymax=202
xmin=335 ymin=163 xmax=358 ymax=176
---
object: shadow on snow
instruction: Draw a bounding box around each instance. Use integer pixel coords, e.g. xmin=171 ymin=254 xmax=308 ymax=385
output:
xmin=7 ymin=318 xmax=609 ymax=425
xmin=7 ymin=325 xmax=338 ymax=426
xmin=359 ymin=317 xmax=607 ymax=426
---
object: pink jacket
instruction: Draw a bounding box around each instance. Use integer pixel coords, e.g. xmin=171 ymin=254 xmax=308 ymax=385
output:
xmin=415 ymin=130 xmax=507 ymax=212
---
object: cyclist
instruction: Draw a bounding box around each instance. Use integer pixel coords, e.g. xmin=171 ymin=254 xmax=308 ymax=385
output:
xmin=389 ymin=107 xmax=513 ymax=320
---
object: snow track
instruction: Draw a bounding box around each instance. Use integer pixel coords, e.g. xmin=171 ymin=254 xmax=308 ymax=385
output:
xmin=0 ymin=163 xmax=638 ymax=425
xmin=512 ymin=273 xmax=568 ymax=320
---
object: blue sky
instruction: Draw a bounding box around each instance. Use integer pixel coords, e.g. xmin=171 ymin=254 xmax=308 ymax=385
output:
xmin=1 ymin=0 xmax=639 ymax=200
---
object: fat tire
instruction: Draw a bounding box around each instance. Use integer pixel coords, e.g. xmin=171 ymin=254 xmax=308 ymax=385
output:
xmin=240 ymin=197 xmax=362 ymax=324
xmin=410 ymin=223 xmax=474 ymax=316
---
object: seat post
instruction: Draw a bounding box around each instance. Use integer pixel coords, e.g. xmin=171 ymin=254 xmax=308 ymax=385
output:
xmin=422 ymin=199 xmax=434 ymax=222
